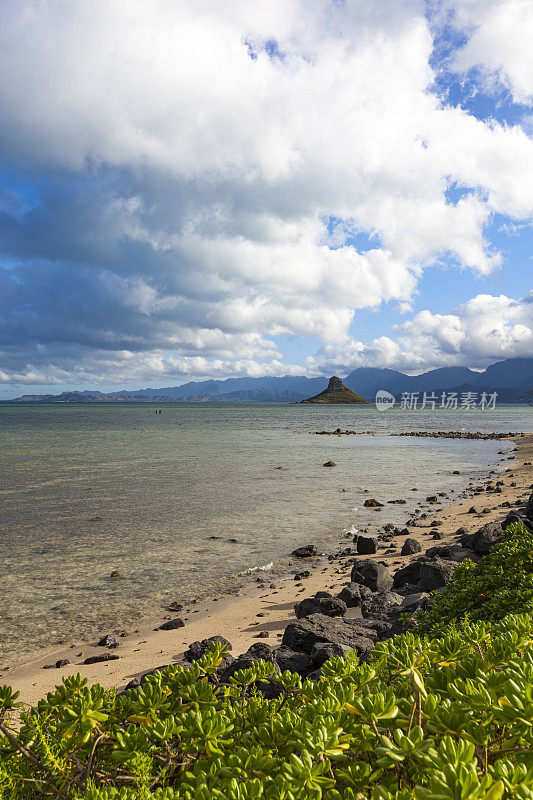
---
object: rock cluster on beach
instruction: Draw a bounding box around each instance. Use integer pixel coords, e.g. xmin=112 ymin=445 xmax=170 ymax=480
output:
xmin=121 ymin=480 xmax=533 ymax=695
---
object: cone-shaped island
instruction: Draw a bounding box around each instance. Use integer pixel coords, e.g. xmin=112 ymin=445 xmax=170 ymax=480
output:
xmin=300 ymin=376 xmax=369 ymax=404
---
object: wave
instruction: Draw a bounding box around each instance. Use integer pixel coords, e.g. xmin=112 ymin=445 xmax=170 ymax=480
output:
xmin=240 ymin=561 xmax=274 ymax=575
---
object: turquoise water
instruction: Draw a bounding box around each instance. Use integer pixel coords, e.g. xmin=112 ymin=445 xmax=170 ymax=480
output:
xmin=0 ymin=402 xmax=531 ymax=663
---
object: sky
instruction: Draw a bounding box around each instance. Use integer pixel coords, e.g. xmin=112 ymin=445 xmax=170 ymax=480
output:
xmin=0 ymin=0 xmax=532 ymax=399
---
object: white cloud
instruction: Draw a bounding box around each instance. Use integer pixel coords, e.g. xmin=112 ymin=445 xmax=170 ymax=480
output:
xmin=309 ymin=293 xmax=533 ymax=374
xmin=0 ymin=1 xmax=532 ymax=389
xmin=395 ymin=293 xmax=533 ymax=364
xmin=447 ymin=0 xmax=533 ymax=105
xmin=0 ymin=351 xmax=306 ymax=388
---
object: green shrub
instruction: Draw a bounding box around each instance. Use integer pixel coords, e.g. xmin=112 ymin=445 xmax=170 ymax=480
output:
xmin=3 ymin=617 xmax=533 ymax=799
xmin=417 ymin=522 xmax=533 ymax=635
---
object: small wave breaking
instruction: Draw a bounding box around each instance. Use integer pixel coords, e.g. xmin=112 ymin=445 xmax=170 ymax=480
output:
xmin=240 ymin=561 xmax=274 ymax=575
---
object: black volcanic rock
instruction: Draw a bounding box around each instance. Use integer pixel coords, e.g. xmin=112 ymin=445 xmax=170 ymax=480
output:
xmin=393 ymin=561 xmax=423 ymax=588
xmin=401 ymin=538 xmax=422 ymax=556
xmin=282 ymin=613 xmax=375 ymax=656
xmin=351 ymin=559 xmax=393 ymax=591
xmin=184 ymin=636 xmax=232 ymax=662
xmin=294 ymin=596 xmax=347 ymax=619
xmin=357 ymin=535 xmax=377 ymax=554
xmin=292 ymin=545 xmax=319 ymax=558
xmin=418 ymin=559 xmax=456 ymax=592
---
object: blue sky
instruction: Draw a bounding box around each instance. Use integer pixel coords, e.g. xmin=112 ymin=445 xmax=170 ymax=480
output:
xmin=0 ymin=0 xmax=532 ymax=398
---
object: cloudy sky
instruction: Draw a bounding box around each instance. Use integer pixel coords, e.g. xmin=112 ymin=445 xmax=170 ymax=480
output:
xmin=1 ymin=0 xmax=532 ymax=398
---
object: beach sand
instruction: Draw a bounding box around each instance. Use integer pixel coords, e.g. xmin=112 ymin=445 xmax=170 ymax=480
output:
xmin=5 ymin=432 xmax=533 ymax=708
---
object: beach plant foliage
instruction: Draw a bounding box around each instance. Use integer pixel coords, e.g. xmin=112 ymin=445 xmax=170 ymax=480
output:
xmin=417 ymin=521 xmax=533 ymax=634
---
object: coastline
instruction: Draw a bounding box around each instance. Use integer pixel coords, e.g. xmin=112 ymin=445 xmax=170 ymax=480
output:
xmin=5 ymin=431 xmax=533 ymax=707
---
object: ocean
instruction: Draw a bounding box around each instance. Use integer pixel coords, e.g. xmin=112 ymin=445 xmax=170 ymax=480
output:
xmin=1 ymin=402 xmax=532 ymax=664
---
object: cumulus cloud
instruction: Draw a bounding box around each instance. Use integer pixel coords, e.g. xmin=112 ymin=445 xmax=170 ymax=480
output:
xmin=309 ymin=293 xmax=533 ymax=375
xmin=446 ymin=0 xmax=533 ymax=105
xmin=0 ymin=351 xmax=306 ymax=388
xmin=0 ymin=0 xmax=532 ymax=391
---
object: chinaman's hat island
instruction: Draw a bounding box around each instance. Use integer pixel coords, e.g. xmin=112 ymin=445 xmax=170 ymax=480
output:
xmin=299 ymin=375 xmax=369 ymax=404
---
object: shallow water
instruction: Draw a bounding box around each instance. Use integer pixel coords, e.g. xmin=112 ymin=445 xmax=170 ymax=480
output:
xmin=0 ymin=402 xmax=531 ymax=663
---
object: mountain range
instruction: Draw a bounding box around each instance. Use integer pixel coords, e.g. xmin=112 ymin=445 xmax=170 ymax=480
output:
xmin=8 ymin=357 xmax=533 ymax=404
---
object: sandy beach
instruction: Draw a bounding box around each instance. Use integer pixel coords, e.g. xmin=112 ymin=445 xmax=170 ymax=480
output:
xmin=5 ymin=431 xmax=533 ymax=708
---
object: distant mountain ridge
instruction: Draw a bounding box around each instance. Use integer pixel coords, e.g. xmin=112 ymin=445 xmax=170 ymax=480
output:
xmin=6 ymin=358 xmax=533 ymax=403
xmin=343 ymin=358 xmax=533 ymax=403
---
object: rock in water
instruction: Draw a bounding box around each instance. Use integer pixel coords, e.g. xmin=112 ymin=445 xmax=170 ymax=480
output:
xmin=292 ymin=545 xmax=319 ymax=558
xmin=300 ymin=376 xmax=369 ymax=404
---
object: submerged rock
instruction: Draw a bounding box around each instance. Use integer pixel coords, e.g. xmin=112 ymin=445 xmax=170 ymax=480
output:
xmin=292 ymin=545 xmax=319 ymax=558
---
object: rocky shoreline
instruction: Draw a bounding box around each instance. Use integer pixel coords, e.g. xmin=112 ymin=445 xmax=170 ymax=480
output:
xmin=6 ymin=432 xmax=532 ymax=705
xmin=119 ymin=445 xmax=533 ymax=694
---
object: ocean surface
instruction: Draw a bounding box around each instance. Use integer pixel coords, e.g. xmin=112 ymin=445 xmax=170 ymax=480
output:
xmin=1 ymin=402 xmax=532 ymax=664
